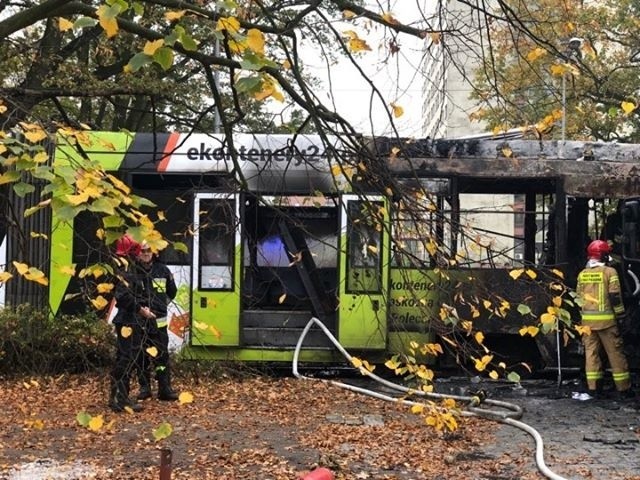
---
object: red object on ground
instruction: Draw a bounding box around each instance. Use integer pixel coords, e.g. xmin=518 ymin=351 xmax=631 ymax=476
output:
xmin=301 ymin=468 xmax=335 ymax=480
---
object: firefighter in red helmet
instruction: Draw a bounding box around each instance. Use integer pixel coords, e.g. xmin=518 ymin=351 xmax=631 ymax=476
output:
xmin=108 ymin=233 xmax=150 ymax=413
xmin=576 ymin=239 xmax=634 ymax=400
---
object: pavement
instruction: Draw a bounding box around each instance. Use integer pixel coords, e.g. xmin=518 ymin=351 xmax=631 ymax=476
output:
xmin=434 ymin=374 xmax=640 ymax=480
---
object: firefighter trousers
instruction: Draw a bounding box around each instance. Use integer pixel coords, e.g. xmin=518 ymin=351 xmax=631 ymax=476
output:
xmin=583 ymin=324 xmax=631 ymax=392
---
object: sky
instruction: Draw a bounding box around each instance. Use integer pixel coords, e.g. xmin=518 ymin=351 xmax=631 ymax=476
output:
xmin=303 ymin=2 xmax=430 ymax=138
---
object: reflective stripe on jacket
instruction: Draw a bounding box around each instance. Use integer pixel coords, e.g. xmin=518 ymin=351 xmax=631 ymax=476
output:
xmin=577 ymin=265 xmax=624 ymax=330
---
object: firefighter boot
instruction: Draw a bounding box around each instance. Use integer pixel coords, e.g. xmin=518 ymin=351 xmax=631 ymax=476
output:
xmin=109 ymin=380 xmax=143 ymax=413
xmin=157 ymin=370 xmax=179 ymax=401
xmin=137 ymin=370 xmax=153 ymax=401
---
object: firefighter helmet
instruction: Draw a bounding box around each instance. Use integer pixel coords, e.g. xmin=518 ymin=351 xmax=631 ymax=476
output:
xmin=114 ymin=234 xmax=141 ymax=257
xmin=586 ymin=239 xmax=611 ymax=260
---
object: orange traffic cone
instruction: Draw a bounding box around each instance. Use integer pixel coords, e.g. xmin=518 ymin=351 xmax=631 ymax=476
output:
xmin=301 ymin=467 xmax=335 ymax=480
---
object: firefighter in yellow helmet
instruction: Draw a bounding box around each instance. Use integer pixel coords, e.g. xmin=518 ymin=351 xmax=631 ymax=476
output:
xmin=577 ymin=240 xmax=634 ymax=400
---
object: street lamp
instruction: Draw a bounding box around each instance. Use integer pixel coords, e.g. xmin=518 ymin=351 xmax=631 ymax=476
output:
xmin=559 ymin=37 xmax=583 ymax=158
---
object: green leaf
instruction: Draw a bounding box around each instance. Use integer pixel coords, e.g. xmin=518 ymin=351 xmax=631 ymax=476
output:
xmin=153 ymin=47 xmax=174 ymax=70
xmin=88 ymin=197 xmax=117 ymax=215
xmin=31 ymin=166 xmax=55 ymax=181
xmin=74 ymin=17 xmax=98 ymax=29
xmin=0 ymin=170 xmax=21 ymax=185
xmin=130 ymin=194 xmax=157 ymax=208
xmin=24 ymin=204 xmax=46 ymax=218
xmin=180 ymin=34 xmax=198 ymax=51
xmin=164 ymin=31 xmax=179 ymax=47
xmin=172 ymin=241 xmax=189 ymax=253
xmin=131 ymin=1 xmax=144 ymax=16
xmin=517 ymin=304 xmax=532 ymax=316
xmin=152 ymin=422 xmax=173 ymax=441
xmin=102 ymin=215 xmax=125 ymax=228
xmin=507 ymin=371 xmax=521 ymax=383
xmin=13 ymin=182 xmax=36 ymax=197
xmin=55 ymin=204 xmax=83 ymax=222
xmin=235 ymin=76 xmax=262 ymax=93
xmin=76 ymin=411 xmax=91 ymax=427
xmin=608 ymin=106 xmax=618 ymax=117
xmin=128 ymin=52 xmax=151 ymax=72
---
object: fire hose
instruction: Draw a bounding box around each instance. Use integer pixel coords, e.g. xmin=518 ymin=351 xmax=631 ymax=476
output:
xmin=293 ymin=317 xmax=568 ymax=480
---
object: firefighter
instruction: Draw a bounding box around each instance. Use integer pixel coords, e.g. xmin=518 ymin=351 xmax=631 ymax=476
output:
xmin=577 ymin=240 xmax=634 ymax=400
xmin=108 ymin=234 xmax=149 ymax=413
xmin=134 ymin=242 xmax=179 ymax=402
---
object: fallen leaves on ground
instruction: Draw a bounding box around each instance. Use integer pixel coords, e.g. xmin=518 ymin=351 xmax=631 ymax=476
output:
xmin=0 ymin=373 xmax=528 ymax=479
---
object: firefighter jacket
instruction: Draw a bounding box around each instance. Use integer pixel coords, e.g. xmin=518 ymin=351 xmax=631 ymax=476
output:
xmin=576 ymin=260 xmax=625 ymax=331
xmin=113 ymin=260 xmax=177 ymax=326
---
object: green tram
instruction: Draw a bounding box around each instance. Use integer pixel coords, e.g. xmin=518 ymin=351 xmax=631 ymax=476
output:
xmin=5 ymin=131 xmax=637 ymax=369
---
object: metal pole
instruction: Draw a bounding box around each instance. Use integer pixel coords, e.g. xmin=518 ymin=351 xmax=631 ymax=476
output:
xmin=213 ymin=38 xmax=221 ymax=133
xmin=160 ymin=448 xmax=172 ymax=480
xmin=560 ymin=73 xmax=566 ymax=159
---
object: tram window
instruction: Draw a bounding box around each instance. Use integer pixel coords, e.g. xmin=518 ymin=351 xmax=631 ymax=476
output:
xmin=198 ymin=198 xmax=235 ymax=290
xmin=346 ymin=200 xmax=383 ymax=293
xmin=392 ymin=199 xmax=452 ymax=267
xmin=257 ymin=235 xmax=288 ymax=267
xmin=131 ymin=189 xmax=192 ymax=265
xmin=458 ymin=194 xmax=526 ymax=268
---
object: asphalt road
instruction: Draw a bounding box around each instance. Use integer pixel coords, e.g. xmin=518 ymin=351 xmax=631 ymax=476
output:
xmin=435 ymin=375 xmax=640 ymax=480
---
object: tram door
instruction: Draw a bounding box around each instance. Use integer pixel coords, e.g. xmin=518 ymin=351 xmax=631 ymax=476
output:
xmin=190 ymin=193 xmax=242 ymax=346
xmin=338 ymin=195 xmax=389 ymax=349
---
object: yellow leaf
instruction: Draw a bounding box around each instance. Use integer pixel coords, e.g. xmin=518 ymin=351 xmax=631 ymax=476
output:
xmin=12 ymin=261 xmax=28 ymax=275
xmin=540 ymin=312 xmax=556 ymax=324
xmin=247 ymin=28 xmax=265 ymax=55
xmin=97 ymin=6 xmax=119 ymax=38
xmin=525 ymin=269 xmax=537 ymax=279
xmin=58 ymin=264 xmax=76 ymax=275
xmin=0 ymin=271 xmax=13 ymax=283
xmin=470 ymin=305 xmax=480 ymax=318
xmin=411 ymin=404 xmax=425 ymax=414
xmin=475 ymin=332 xmax=484 ymax=344
xmin=552 ymin=296 xmax=562 ymax=307
xmin=430 ymin=32 xmax=441 ymax=44
xmin=501 ymin=146 xmax=513 ymax=158
xmin=351 ymin=357 xmax=363 ymax=368
xmin=381 ymin=12 xmax=398 ymax=24
xmin=146 ymin=346 xmax=159 ymax=357
xmin=621 ymin=101 xmax=637 ymax=114
xmin=551 ymin=268 xmax=564 ymax=279
xmin=88 ymin=415 xmax=104 ymax=432
xmin=97 ymin=283 xmax=114 ymax=293
xmin=91 ymin=295 xmax=108 ymax=310
xmin=144 ymin=39 xmax=165 ymax=56
xmin=179 ymin=392 xmax=194 ymax=404
xmin=58 ymin=17 xmax=74 ymax=32
xmin=489 ymin=370 xmax=499 ymax=380
xmin=120 ymin=326 xmax=133 ymax=338
xmin=550 ymin=64 xmax=568 ymax=76
xmin=575 ymin=325 xmax=592 ymax=336
xmin=23 ymin=127 xmax=47 ymax=143
xmin=193 ymin=321 xmax=208 ymax=331
xmin=348 ymin=38 xmax=371 ymax=53
xmin=165 ymin=10 xmax=186 ymax=21
xmin=278 ymin=293 xmax=287 ymax=304
xmin=209 ymin=325 xmax=222 ymax=339
xmin=390 ymin=102 xmax=404 ymax=118
xmin=442 ymin=398 xmax=456 ymax=409
xmin=342 ymin=10 xmax=357 ymax=19
xmin=526 ymin=47 xmax=547 ymax=62
xmin=282 ymin=59 xmax=291 ymax=69
xmin=216 ymin=16 xmax=240 ymax=33
xmin=482 ymin=299 xmax=491 ymax=310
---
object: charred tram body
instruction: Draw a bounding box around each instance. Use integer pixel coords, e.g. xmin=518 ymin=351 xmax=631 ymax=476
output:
xmin=2 ymin=132 xmax=640 ymax=371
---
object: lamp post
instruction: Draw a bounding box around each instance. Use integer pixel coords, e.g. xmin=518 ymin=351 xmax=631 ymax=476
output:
xmin=559 ymin=37 xmax=583 ymax=158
